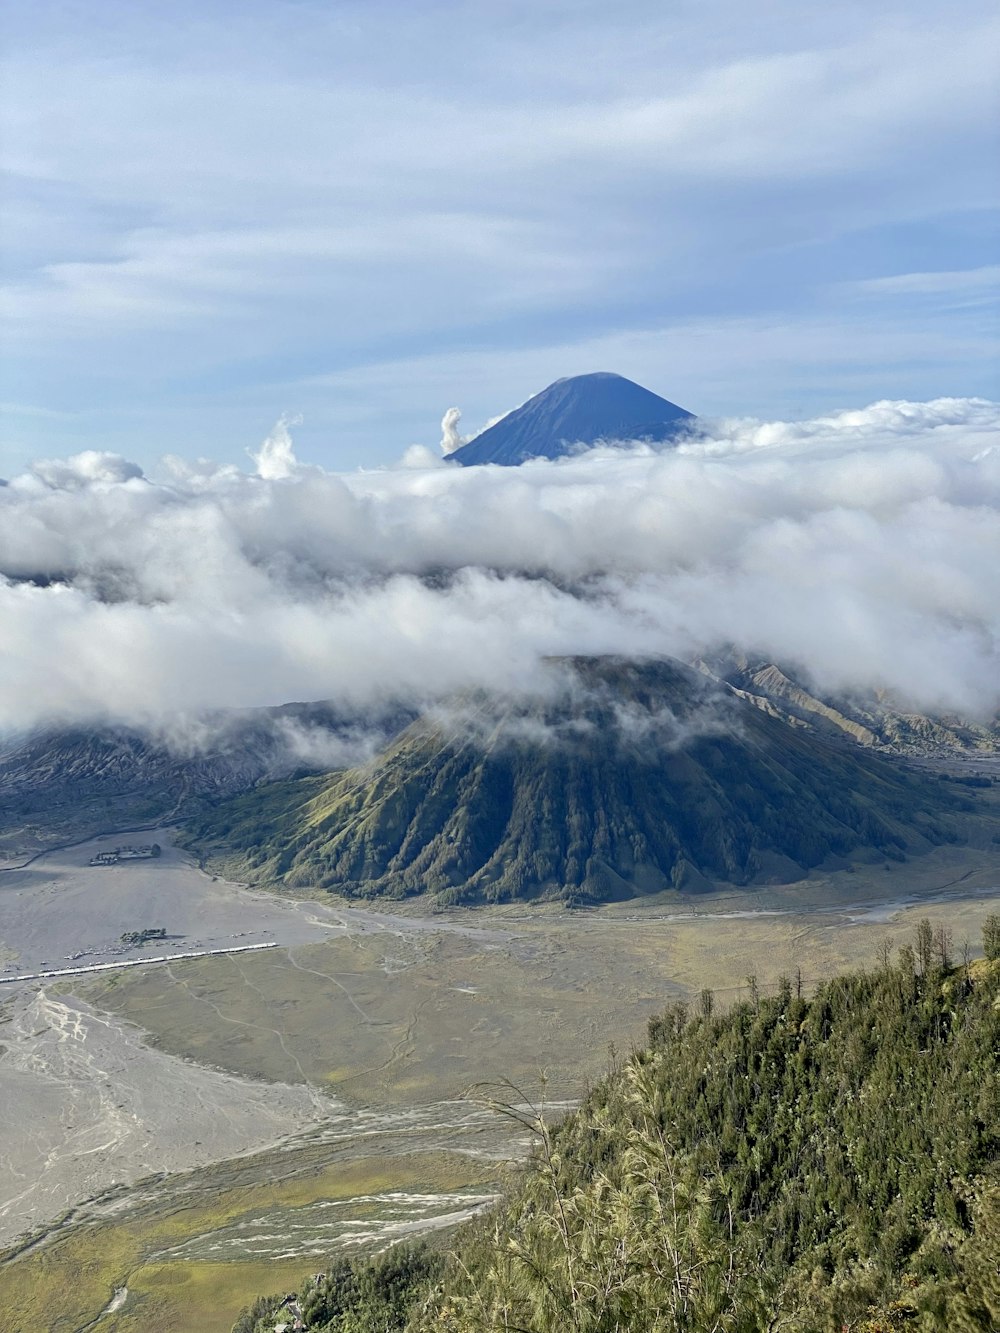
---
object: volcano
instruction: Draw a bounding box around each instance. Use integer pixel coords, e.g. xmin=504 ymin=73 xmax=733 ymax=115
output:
xmin=184 ymin=657 xmax=969 ymax=905
xmin=450 ymin=372 xmax=695 ymax=466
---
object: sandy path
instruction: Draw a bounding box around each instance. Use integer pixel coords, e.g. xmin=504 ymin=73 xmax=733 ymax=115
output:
xmin=0 ymin=828 xmax=513 ymax=984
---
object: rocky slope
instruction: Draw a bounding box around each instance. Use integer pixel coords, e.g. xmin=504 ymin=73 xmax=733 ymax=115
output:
xmin=708 ymin=652 xmax=1000 ymax=758
xmin=0 ymin=702 xmax=409 ymax=861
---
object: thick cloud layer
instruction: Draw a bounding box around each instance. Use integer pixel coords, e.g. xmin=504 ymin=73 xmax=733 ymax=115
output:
xmin=1 ymin=396 xmax=998 ymax=737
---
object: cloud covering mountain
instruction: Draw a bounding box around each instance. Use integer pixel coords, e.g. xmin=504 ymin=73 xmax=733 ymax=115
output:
xmin=1 ymin=395 xmax=998 ymax=737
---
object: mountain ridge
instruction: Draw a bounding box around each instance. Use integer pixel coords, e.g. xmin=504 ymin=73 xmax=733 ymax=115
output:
xmin=705 ymin=652 xmax=1000 ymax=757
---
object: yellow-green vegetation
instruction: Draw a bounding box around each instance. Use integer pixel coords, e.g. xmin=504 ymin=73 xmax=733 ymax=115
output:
xmin=235 ymin=937 xmax=1000 ymax=1333
xmin=2 ymin=1222 xmax=140 ymax=1333
xmin=117 ymin=1258 xmax=313 ymax=1333
xmin=79 ymin=874 xmax=1000 ymax=1104
xmin=0 ymin=1153 xmax=491 ymax=1333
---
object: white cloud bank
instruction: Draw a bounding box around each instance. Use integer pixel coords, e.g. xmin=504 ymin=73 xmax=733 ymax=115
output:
xmin=1 ymin=396 xmax=998 ymax=736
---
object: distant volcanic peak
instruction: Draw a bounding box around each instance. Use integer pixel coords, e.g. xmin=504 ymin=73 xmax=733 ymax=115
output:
xmin=450 ymin=372 xmax=695 ymax=467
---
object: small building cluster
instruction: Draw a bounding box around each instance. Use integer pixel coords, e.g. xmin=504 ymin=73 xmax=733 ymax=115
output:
xmin=118 ymin=927 xmax=167 ymax=948
xmin=90 ymin=843 xmax=161 ymax=866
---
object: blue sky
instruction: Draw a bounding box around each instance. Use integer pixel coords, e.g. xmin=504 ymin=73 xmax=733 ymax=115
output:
xmin=2 ymin=0 xmax=997 ymax=474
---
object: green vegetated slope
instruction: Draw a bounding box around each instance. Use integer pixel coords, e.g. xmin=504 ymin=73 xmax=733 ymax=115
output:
xmin=185 ymin=657 xmax=971 ymax=904
xmin=235 ymin=945 xmax=1000 ymax=1333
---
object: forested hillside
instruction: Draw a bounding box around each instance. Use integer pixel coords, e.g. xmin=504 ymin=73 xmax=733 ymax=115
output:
xmin=235 ymin=924 xmax=1000 ymax=1333
xmin=185 ymin=658 xmax=972 ymax=905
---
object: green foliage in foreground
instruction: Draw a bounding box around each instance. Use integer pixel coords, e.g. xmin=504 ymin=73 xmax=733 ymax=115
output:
xmin=235 ymin=944 xmax=999 ymax=1333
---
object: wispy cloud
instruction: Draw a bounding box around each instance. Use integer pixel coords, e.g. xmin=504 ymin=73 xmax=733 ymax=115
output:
xmin=848 ymin=265 xmax=1000 ymax=297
